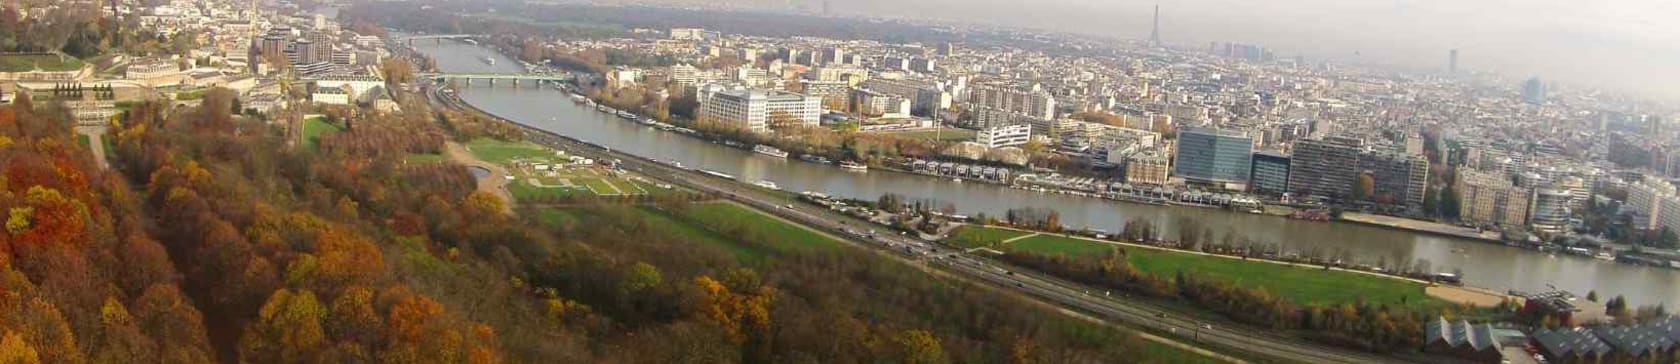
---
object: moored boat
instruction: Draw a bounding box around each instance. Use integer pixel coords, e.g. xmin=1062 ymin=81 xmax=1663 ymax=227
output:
xmin=753 ymin=145 xmax=789 ymax=158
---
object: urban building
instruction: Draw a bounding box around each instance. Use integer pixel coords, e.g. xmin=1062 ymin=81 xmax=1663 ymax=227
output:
xmin=1250 ymin=151 xmax=1291 ymax=197
xmin=1626 ymin=178 xmax=1676 ymax=231
xmin=1458 ymin=169 xmax=1532 ymax=227
xmin=698 ymin=88 xmax=822 ymax=133
xmin=1173 ymin=127 xmax=1254 ymax=187
xmin=1124 ymin=153 xmax=1171 ymax=186
xmin=1529 ymin=189 xmax=1573 ymax=234
xmin=1287 ymin=136 xmax=1364 ymax=202
xmin=850 ymin=89 xmax=911 ymax=118
xmin=976 ymin=124 xmax=1031 ymax=149
xmin=965 ymin=84 xmax=1055 ymax=120
xmin=1358 ymin=150 xmax=1429 ymax=209
xmin=1422 ymin=317 xmax=1502 ymax=364
xmin=1522 ymin=77 xmax=1546 ymax=105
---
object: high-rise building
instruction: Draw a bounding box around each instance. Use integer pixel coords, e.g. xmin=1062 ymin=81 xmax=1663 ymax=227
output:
xmin=1458 ymin=169 xmax=1532 ymax=227
xmin=1530 ymin=189 xmax=1572 ymax=234
xmin=965 ymin=84 xmax=1055 ymax=120
xmin=1448 ymin=49 xmax=1459 ymax=74
xmin=819 ymin=47 xmax=846 ymax=65
xmin=1627 ymin=178 xmax=1676 ymax=231
xmin=1358 ymin=150 xmax=1429 ymax=209
xmin=1287 ymin=136 xmax=1364 ymax=201
xmin=937 ymin=43 xmax=956 ymax=56
xmin=306 ymin=31 xmax=334 ymax=65
xmin=1522 ymin=77 xmax=1546 ymax=105
xmin=1172 ymin=127 xmax=1254 ymax=187
xmin=698 ymin=89 xmax=822 ymax=133
xmin=1250 ymin=151 xmax=1291 ymax=196
xmin=293 ymin=39 xmax=319 ymax=64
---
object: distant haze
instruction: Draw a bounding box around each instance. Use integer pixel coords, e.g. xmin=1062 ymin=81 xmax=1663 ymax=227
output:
xmin=708 ymin=0 xmax=1680 ymax=102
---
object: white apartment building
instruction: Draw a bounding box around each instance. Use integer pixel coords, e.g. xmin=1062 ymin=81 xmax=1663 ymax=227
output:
xmin=1627 ymin=178 xmax=1676 ymax=231
xmin=698 ymin=89 xmax=821 ymax=133
xmin=965 ymin=84 xmax=1055 ymax=120
xmin=312 ymin=75 xmax=385 ymax=103
xmin=976 ymin=124 xmax=1032 ymax=148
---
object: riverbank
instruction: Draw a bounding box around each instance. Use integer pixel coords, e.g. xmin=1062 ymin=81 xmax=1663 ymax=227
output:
xmin=1339 ymin=212 xmax=1503 ymax=243
xmin=959 ymin=224 xmax=1512 ymax=307
xmin=414 ymin=39 xmax=1680 ymax=308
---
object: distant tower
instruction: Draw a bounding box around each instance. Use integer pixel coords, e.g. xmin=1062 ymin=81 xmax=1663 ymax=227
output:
xmin=1148 ymin=5 xmax=1162 ymax=47
xmin=822 ymin=0 xmax=831 ymax=15
xmin=1448 ymin=49 xmax=1459 ymax=74
xmin=1522 ymin=77 xmax=1546 ymax=105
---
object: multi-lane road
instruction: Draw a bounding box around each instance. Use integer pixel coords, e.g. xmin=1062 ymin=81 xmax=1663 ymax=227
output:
xmin=422 ymin=81 xmax=1411 ymax=363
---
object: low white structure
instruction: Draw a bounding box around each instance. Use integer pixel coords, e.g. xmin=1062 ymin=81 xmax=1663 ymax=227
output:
xmin=698 ymin=87 xmax=822 ymax=133
xmin=976 ymin=124 xmax=1032 ymax=148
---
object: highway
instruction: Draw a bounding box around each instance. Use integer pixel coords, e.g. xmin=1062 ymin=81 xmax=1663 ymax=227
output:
xmin=422 ymin=80 xmax=1410 ymax=364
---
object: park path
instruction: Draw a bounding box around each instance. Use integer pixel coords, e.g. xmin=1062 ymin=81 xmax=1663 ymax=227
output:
xmin=1001 ymin=232 xmax=1040 ymax=244
xmin=445 ymin=141 xmax=514 ymax=214
xmin=75 ymin=126 xmax=109 ymax=169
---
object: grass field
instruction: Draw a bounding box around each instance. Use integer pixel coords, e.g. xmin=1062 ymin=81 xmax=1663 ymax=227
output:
xmin=465 ymin=138 xmax=553 ymax=165
xmin=946 ymin=225 xmax=1034 ymax=249
xmin=879 ymin=127 xmax=977 ymax=142
xmin=1138 ymin=339 xmax=1226 ymax=364
xmin=302 ymin=117 xmax=342 ymax=150
xmin=1005 ymin=234 xmax=1119 ymax=257
xmin=404 ymin=153 xmax=446 ymax=163
xmin=77 ymin=134 xmax=91 ymax=148
xmin=0 ymin=54 xmax=84 ymax=72
xmin=674 ymin=203 xmax=842 ymax=254
xmin=1004 ymin=234 xmax=1443 ymax=308
xmin=535 ymin=203 xmax=841 ymax=265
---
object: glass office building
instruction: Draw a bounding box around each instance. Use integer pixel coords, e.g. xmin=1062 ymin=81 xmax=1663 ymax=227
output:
xmin=1173 ymin=127 xmax=1254 ymax=186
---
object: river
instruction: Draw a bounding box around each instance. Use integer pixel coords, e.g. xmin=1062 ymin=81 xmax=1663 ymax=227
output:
xmin=409 ymin=39 xmax=1680 ymax=307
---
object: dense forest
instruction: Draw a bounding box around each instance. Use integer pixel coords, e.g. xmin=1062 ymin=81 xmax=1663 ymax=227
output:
xmin=0 ymin=86 xmax=1206 ymax=362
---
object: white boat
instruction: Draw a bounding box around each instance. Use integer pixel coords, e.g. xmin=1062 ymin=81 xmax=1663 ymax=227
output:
xmin=951 ymin=178 xmax=962 ymax=183
xmin=753 ymin=145 xmax=789 ymax=158
xmin=617 ymin=110 xmax=636 ymax=119
xmin=839 ymin=161 xmax=868 ymax=171
xmin=753 ymin=179 xmax=781 ymax=191
xmin=638 ymin=117 xmax=657 ymax=125
xmin=481 ymin=56 xmax=496 ymax=65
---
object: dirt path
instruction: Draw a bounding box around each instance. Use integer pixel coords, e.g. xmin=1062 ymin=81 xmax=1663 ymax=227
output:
xmin=75 ymin=126 xmax=109 ymax=169
xmin=445 ymin=141 xmax=514 ymax=214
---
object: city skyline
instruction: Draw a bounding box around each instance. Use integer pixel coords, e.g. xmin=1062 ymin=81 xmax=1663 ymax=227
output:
xmin=776 ymin=0 xmax=1680 ymax=103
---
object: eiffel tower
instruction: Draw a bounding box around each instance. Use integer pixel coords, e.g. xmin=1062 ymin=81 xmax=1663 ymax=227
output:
xmin=1149 ymin=5 xmax=1162 ymax=47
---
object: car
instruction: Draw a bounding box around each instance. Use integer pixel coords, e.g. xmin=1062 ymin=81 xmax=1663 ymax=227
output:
xmin=1198 ymin=324 xmax=1212 ymax=330
xmin=1004 ymin=271 xmax=1014 ymax=275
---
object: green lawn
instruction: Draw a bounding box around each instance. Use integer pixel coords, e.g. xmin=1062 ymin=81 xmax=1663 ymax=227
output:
xmin=465 ymin=138 xmax=553 ymax=165
xmin=509 ymin=180 xmax=586 ymax=201
xmin=946 ymin=225 xmax=1034 ymax=249
xmin=1004 ymin=234 xmax=1119 ymax=257
xmin=0 ymin=54 xmax=84 ymax=72
xmin=302 ymin=117 xmax=342 ymax=150
xmin=1004 ymin=234 xmax=1443 ymax=308
xmin=533 ymin=203 xmax=839 ymax=265
xmin=675 ymin=203 xmax=842 ymax=254
xmin=77 ymin=134 xmax=91 ymax=148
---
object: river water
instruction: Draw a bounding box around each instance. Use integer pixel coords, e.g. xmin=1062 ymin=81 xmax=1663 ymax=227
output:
xmin=410 ymin=40 xmax=1680 ymax=307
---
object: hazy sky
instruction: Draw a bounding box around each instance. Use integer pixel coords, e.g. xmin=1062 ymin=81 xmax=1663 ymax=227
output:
xmin=814 ymin=0 xmax=1680 ymax=101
